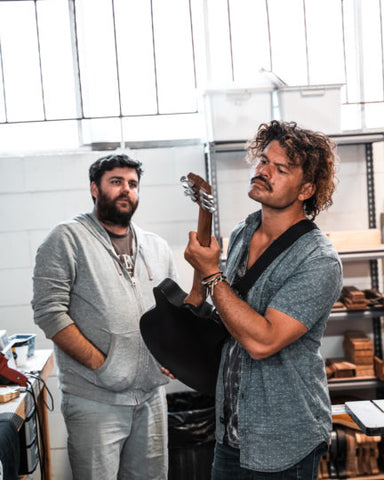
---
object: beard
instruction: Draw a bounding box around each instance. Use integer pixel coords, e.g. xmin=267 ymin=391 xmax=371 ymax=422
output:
xmin=96 ymin=191 xmax=138 ymax=227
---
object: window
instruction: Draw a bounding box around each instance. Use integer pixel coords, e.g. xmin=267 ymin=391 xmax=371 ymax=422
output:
xmin=0 ymin=0 xmax=383 ymax=152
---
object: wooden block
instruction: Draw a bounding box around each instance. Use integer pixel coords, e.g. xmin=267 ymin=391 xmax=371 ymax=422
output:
xmin=343 ymin=332 xmax=374 ymax=367
xmin=326 ymin=358 xmax=356 ymax=378
xmin=344 ymin=345 xmax=374 ymax=365
xmin=325 ymin=229 xmax=382 ymax=251
xmin=346 ymin=339 xmax=373 ymax=351
xmin=340 ymin=287 xmax=369 ymax=310
xmin=354 ymin=364 xmax=375 ymax=377
xmin=0 ymin=387 xmax=20 ymax=403
xmin=342 ymin=299 xmax=369 ymax=310
xmin=347 ymin=355 xmax=374 ymax=367
xmin=343 ymin=331 xmax=374 ymax=352
xmin=342 ymin=285 xmax=366 ymax=300
xmin=344 ymin=343 xmax=374 ymax=355
xmin=332 ymin=301 xmax=347 ymax=310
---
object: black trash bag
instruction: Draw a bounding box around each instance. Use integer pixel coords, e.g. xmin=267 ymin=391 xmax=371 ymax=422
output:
xmin=167 ymin=391 xmax=216 ymax=480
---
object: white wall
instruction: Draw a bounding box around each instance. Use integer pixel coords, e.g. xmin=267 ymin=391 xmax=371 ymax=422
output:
xmin=0 ymin=144 xmax=205 ymax=479
xmin=0 ymin=139 xmax=383 ymax=478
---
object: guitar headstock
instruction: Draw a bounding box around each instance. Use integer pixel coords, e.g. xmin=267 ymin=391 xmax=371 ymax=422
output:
xmin=180 ymin=172 xmax=216 ymax=213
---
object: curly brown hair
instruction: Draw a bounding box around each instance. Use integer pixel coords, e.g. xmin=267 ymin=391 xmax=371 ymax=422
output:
xmin=246 ymin=120 xmax=337 ymax=219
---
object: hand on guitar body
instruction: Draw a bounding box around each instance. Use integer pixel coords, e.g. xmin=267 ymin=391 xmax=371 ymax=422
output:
xmin=160 ymin=366 xmax=175 ymax=379
xmin=161 ymin=227 xmax=219 ymax=382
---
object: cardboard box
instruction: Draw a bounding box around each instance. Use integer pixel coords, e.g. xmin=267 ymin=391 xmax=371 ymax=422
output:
xmin=277 ymin=84 xmax=343 ymax=134
xmin=325 ymin=229 xmax=382 ymax=252
xmin=202 ymin=87 xmax=273 ymax=141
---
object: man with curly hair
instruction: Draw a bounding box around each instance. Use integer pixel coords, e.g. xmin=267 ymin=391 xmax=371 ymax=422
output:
xmin=184 ymin=121 xmax=343 ymax=479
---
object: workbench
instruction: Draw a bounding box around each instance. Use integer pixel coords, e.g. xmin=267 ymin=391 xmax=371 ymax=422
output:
xmin=0 ymin=349 xmax=54 ymax=479
xmin=333 ymin=400 xmax=384 ymax=436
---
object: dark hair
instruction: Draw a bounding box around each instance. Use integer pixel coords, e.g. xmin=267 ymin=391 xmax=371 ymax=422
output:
xmin=246 ymin=120 xmax=337 ymax=219
xmin=89 ymin=153 xmax=144 ymax=186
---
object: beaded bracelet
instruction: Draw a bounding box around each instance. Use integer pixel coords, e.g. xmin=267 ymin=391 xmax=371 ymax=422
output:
xmin=201 ymin=273 xmax=230 ymax=297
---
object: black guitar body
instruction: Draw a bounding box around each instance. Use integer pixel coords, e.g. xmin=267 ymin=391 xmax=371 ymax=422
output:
xmin=140 ymin=277 xmax=228 ymax=396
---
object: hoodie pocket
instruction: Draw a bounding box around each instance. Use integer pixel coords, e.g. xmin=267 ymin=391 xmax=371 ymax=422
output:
xmin=135 ymin=347 xmax=168 ymax=393
xmin=94 ymin=331 xmax=140 ymax=392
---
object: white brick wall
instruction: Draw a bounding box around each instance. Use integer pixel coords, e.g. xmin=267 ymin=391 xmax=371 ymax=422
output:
xmin=0 ymin=140 xmax=383 ymax=479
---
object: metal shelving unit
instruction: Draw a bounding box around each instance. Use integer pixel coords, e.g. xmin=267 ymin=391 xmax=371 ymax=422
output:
xmin=205 ymin=130 xmax=384 ymax=387
xmin=328 ymin=377 xmax=381 ymax=392
xmin=330 ymin=307 xmax=384 ymax=322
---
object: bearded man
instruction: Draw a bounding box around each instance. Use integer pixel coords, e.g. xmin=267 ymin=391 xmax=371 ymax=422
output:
xmin=32 ymin=154 xmax=177 ymax=480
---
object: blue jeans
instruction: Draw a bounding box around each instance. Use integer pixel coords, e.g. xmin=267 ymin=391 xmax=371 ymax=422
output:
xmin=211 ymin=441 xmax=328 ymax=480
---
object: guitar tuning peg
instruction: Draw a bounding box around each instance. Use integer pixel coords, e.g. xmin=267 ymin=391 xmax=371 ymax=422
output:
xmin=180 ymin=176 xmax=197 ymax=201
xmin=200 ymin=191 xmax=216 ymax=213
xmin=180 ymin=176 xmax=193 ymax=187
xmin=184 ymin=189 xmax=197 ymax=202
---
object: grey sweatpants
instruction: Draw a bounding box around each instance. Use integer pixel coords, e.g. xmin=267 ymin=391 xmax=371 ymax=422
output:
xmin=61 ymin=387 xmax=168 ymax=480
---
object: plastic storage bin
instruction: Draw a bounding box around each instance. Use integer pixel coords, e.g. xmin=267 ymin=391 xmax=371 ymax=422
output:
xmin=167 ymin=391 xmax=215 ymax=480
xmin=277 ymin=84 xmax=343 ymax=134
xmin=201 ymin=87 xmax=273 ymax=141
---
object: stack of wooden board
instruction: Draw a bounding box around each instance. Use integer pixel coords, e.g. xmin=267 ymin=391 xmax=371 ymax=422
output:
xmin=343 ymin=330 xmax=375 ymax=377
xmin=340 ymin=286 xmax=369 ymax=310
xmin=326 ymin=358 xmax=356 ymax=378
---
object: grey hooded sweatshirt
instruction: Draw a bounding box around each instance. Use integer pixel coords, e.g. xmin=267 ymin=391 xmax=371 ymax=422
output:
xmin=32 ymin=212 xmax=178 ymax=405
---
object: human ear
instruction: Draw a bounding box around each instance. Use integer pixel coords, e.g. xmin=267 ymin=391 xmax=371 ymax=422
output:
xmin=298 ymin=182 xmax=315 ymax=201
xmin=90 ymin=181 xmax=99 ymax=200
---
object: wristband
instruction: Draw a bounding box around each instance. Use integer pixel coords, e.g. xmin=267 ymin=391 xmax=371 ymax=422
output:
xmin=202 ymin=273 xmax=230 ymax=297
xmin=202 ymin=271 xmax=222 ymax=281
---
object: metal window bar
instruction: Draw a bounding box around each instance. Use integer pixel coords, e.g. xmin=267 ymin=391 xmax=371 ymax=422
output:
xmin=226 ymin=0 xmax=235 ymax=83
xmin=33 ymin=0 xmax=46 ymax=120
xmin=149 ymin=0 xmax=160 ymax=115
xmin=0 ymin=32 xmax=7 ymax=122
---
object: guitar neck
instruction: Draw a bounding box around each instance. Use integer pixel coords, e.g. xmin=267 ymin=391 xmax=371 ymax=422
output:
xmin=184 ymin=205 xmax=213 ymax=307
xmin=196 ymin=207 xmax=212 ymax=247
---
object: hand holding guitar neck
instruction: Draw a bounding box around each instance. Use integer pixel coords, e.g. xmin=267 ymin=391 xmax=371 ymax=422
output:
xmin=180 ymin=173 xmax=216 ymax=307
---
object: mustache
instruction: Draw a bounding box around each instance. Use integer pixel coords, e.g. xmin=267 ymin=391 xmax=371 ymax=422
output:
xmin=116 ymin=193 xmax=134 ymax=205
xmin=250 ymin=175 xmax=272 ymax=192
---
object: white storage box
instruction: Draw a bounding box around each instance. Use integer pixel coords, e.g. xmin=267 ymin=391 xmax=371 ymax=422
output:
xmin=202 ymin=87 xmax=273 ymax=141
xmin=277 ymin=84 xmax=343 ymax=134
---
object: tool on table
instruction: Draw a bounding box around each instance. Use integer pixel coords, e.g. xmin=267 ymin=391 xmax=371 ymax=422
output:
xmin=0 ymin=352 xmax=28 ymax=387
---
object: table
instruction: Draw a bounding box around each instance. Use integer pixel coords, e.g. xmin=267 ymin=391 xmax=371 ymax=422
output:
xmin=0 ymin=349 xmax=54 ymax=479
xmin=333 ymin=400 xmax=384 ymax=436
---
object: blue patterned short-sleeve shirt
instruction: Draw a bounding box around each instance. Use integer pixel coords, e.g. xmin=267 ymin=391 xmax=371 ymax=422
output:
xmin=215 ymin=210 xmax=343 ymax=472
